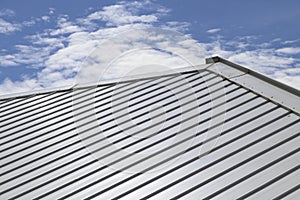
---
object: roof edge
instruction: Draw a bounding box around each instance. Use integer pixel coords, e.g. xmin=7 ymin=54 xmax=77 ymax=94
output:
xmin=2 ymin=57 xmax=299 ymax=101
xmin=206 ymin=56 xmax=300 ymax=97
xmin=0 ymin=64 xmax=211 ymax=101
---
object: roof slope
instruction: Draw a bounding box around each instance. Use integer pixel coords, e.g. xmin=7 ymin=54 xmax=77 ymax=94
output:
xmin=1 ymin=57 xmax=300 ymax=199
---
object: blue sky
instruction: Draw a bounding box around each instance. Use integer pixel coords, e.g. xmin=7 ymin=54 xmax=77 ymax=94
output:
xmin=0 ymin=0 xmax=300 ymax=95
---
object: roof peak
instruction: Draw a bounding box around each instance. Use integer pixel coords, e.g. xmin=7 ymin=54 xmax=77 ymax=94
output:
xmin=1 ymin=57 xmax=300 ymax=107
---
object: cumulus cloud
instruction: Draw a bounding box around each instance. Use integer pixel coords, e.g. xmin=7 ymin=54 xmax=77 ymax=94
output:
xmin=0 ymin=77 xmax=41 ymax=94
xmin=75 ymin=28 xmax=206 ymax=84
xmin=79 ymin=0 xmax=168 ymax=28
xmin=87 ymin=6 xmax=158 ymax=26
xmin=0 ymin=0 xmax=190 ymax=94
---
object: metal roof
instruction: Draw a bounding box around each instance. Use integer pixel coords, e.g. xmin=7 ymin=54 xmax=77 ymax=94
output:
xmin=1 ymin=56 xmax=300 ymax=199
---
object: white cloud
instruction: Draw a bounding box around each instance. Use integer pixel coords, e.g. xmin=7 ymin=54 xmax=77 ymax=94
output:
xmin=0 ymin=34 xmax=65 ymax=71
xmin=50 ymin=16 xmax=84 ymax=36
xmin=206 ymin=28 xmax=221 ymax=34
xmin=0 ymin=18 xmax=21 ymax=34
xmin=276 ymin=47 xmax=300 ymax=55
xmin=0 ymin=55 xmax=18 ymax=66
xmin=228 ymin=50 xmax=295 ymax=74
xmin=0 ymin=77 xmax=41 ymax=94
xmin=22 ymin=20 xmax=36 ymax=27
xmin=0 ymin=1 xmax=178 ymax=95
xmin=273 ymin=69 xmax=300 ymax=90
xmin=75 ymin=28 xmax=206 ymax=83
xmin=87 ymin=6 xmax=156 ymax=26
xmin=41 ymin=16 xmax=50 ymax=22
xmin=0 ymin=8 xmax=41 ymax=33
xmin=0 ymin=9 xmax=24 ymax=34
xmin=282 ymin=39 xmax=300 ymax=44
xmin=160 ymin=21 xmax=190 ymax=32
xmin=206 ymin=39 xmax=300 ymax=90
xmin=28 ymin=34 xmax=64 ymax=46
xmin=83 ymin=0 xmax=168 ymax=27
xmin=0 ymin=9 xmax=15 ymax=17
xmin=49 ymin=8 xmax=55 ymax=15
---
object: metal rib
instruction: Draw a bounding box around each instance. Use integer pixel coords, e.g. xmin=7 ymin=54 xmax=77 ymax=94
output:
xmin=56 ymin=95 xmax=269 ymax=199
xmin=273 ymin=183 xmax=300 ymax=200
xmin=6 ymin=84 xmax=242 ymax=198
xmin=0 ymin=72 xmax=203 ymax=161
xmin=236 ymin=162 xmax=300 ymax=199
xmin=170 ymin=128 xmax=300 ymax=199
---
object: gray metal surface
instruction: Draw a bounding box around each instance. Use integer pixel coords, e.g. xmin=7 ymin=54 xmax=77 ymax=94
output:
xmin=1 ymin=59 xmax=300 ymax=199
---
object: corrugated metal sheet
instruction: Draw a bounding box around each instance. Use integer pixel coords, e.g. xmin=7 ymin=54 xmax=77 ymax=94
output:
xmin=1 ymin=57 xmax=300 ymax=199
